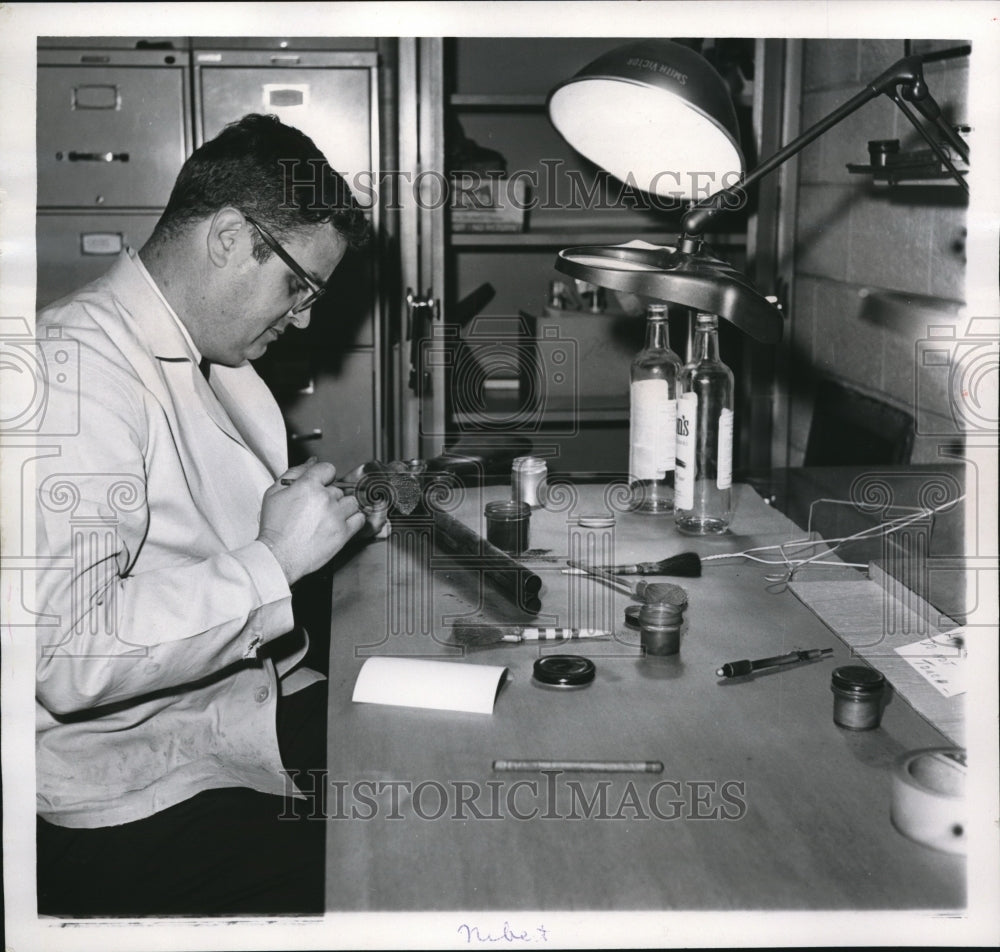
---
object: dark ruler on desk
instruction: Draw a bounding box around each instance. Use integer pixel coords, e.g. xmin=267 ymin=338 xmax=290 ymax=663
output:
xmin=325 ymin=485 xmax=963 ymax=911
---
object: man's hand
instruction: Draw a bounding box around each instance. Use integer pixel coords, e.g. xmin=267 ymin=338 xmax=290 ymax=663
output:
xmin=257 ymin=459 xmax=366 ymax=585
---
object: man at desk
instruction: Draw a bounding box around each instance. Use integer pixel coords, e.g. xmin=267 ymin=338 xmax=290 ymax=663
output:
xmin=34 ymin=114 xmax=370 ymax=916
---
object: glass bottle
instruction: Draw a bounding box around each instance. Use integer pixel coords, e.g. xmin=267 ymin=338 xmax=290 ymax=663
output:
xmin=674 ymin=312 xmax=734 ymax=534
xmin=628 ymin=303 xmax=683 ymax=513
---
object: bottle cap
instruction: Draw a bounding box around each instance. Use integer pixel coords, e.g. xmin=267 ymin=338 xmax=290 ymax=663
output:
xmin=533 ymin=655 xmax=596 ymax=688
xmin=484 ymin=500 xmax=530 ymax=522
xmin=513 ymin=456 xmax=547 ymax=473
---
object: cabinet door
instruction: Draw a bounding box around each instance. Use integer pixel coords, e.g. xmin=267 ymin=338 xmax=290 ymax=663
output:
xmin=37 ymin=64 xmax=188 ymax=208
xmin=396 ymin=38 xmax=447 ymax=459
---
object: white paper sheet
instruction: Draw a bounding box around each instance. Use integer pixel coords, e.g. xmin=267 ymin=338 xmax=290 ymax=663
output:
xmin=352 ymin=656 xmax=510 ymax=714
xmin=894 ymin=629 xmax=966 ymax=698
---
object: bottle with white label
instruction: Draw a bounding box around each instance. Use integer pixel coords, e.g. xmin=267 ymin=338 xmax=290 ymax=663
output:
xmin=628 ymin=303 xmax=683 ymax=513
xmin=674 ymin=312 xmax=734 ymax=534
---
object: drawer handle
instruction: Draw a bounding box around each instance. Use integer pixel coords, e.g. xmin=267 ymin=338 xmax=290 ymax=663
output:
xmin=60 ymin=151 xmax=130 ymax=163
xmin=289 ymin=429 xmax=323 ymax=442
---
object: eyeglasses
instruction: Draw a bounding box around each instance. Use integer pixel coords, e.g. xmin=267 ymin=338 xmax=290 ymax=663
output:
xmin=244 ymin=215 xmax=326 ymax=314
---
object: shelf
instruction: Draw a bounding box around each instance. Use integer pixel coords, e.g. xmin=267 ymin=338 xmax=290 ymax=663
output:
xmin=451 ymin=229 xmax=745 ymax=248
xmin=450 ymin=94 xmax=548 ymax=109
xmin=453 ymin=394 xmax=628 ymax=426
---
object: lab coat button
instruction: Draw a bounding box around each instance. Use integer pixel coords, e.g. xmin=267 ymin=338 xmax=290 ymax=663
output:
xmin=255 ymin=686 xmax=270 ymax=703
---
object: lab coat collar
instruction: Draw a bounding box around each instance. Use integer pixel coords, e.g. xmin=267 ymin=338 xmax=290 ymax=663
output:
xmin=95 ymin=250 xmax=288 ymax=477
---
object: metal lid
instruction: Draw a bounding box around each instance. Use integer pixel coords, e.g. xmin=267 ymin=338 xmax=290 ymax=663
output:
xmin=513 ymin=456 xmax=547 ymax=472
xmin=577 ymin=514 xmax=615 ymax=528
xmin=533 ymin=655 xmax=596 ymax=688
xmin=831 ymin=665 xmax=886 ymax=694
xmin=484 ymin=500 xmax=530 ymax=521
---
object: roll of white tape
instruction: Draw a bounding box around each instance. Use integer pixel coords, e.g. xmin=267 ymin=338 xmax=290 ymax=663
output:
xmin=890 ymin=747 xmax=966 ymax=855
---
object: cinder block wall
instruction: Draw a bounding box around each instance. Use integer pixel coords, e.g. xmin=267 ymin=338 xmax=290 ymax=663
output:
xmin=788 ymin=39 xmax=968 ymax=464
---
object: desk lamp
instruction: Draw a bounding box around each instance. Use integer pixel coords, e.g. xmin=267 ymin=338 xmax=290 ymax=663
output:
xmin=547 ymin=40 xmax=970 ymax=344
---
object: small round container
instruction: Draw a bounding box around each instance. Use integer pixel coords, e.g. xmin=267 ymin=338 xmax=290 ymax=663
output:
xmin=532 ymin=655 xmax=596 ymax=690
xmin=638 ymin=602 xmax=682 ymax=656
xmin=831 ymin=665 xmax=886 ymax=731
xmin=512 ymin=456 xmax=548 ymax=508
xmin=485 ymin=500 xmax=530 ymax=555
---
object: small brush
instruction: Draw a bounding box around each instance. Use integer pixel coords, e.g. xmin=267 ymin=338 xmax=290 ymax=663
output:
xmin=591 ymin=552 xmax=702 ymax=578
xmin=447 ymin=624 xmax=611 ymax=646
xmin=566 ymin=561 xmax=688 ymax=607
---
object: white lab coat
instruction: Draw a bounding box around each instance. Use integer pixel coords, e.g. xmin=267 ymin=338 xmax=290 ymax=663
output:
xmin=35 ymin=249 xmax=316 ymax=828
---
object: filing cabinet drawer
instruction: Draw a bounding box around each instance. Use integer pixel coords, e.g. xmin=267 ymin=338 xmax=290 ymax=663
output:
xmin=37 ymin=62 xmax=189 ymax=208
xmin=36 ymin=212 xmax=159 ymax=307
xmin=197 ymin=66 xmax=373 ymax=196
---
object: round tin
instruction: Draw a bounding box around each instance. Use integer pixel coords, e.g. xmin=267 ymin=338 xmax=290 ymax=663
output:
xmin=532 ymin=655 xmax=596 ymax=689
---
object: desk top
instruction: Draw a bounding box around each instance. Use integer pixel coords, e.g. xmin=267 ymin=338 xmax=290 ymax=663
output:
xmin=324 ymin=483 xmax=963 ymax=912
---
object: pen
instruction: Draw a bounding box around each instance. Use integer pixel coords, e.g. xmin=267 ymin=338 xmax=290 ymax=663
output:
xmin=279 ymin=476 xmax=355 ymax=489
xmin=716 ymin=647 xmax=833 ymax=678
xmin=492 ymin=760 xmax=664 ymax=774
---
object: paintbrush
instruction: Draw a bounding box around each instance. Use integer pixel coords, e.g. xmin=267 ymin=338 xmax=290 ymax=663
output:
xmin=566 ymin=560 xmax=688 ymax=607
xmin=590 ymin=552 xmax=702 ymax=577
xmin=447 ymin=624 xmax=611 ymax=646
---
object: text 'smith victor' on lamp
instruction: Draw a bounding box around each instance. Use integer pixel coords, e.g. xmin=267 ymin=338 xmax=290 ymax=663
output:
xmin=547 ymin=40 xmax=970 ymax=345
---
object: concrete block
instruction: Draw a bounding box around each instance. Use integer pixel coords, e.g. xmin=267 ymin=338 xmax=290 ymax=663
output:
xmin=803 ymin=40 xmax=859 ymax=91
xmin=859 ymin=39 xmax=907 ymax=80
xmin=929 ymin=204 xmax=968 ymax=301
xmin=846 ymin=197 xmax=932 ymax=292
xmin=795 ymin=184 xmax=854 ymax=281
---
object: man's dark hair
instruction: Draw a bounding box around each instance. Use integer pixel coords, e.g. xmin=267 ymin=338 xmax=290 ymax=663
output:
xmin=149 ymin=113 xmax=370 ymax=255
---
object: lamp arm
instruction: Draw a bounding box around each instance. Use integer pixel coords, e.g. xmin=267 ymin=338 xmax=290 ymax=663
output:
xmin=891 ymin=92 xmax=970 ymax=193
xmin=680 ymin=54 xmax=961 ymax=239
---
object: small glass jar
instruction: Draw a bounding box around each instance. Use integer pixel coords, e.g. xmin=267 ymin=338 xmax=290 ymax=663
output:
xmin=831 ymin=665 xmax=886 ymax=731
xmin=485 ymin=500 xmax=530 ymax=555
xmin=638 ymin=602 xmax=683 ymax=656
xmin=512 ymin=456 xmax=548 ymax=508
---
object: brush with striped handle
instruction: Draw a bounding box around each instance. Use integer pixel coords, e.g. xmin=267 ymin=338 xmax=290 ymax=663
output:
xmin=446 ymin=624 xmax=611 ymax=646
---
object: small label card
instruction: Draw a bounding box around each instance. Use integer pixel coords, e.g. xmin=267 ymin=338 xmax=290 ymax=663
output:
xmin=894 ymin=628 xmax=966 ymax=698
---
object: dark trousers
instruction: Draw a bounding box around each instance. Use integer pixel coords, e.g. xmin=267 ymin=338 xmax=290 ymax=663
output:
xmin=37 ymin=681 xmax=328 ymax=918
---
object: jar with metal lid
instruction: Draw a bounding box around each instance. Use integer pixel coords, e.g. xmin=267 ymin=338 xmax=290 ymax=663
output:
xmin=512 ymin=456 xmax=548 ymax=508
xmin=638 ymin=601 xmax=682 ymax=656
xmin=831 ymin=665 xmax=886 ymax=731
xmin=485 ymin=500 xmax=530 ymax=555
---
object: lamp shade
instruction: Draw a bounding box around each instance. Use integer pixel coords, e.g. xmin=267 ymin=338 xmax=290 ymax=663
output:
xmin=548 ymin=41 xmax=744 ymax=201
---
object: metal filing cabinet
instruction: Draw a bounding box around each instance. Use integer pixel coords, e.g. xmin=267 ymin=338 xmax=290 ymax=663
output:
xmin=37 ymin=48 xmax=191 ymax=209
xmin=36 ymin=46 xmax=191 ymax=305
xmin=194 ymin=49 xmax=383 ymax=469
